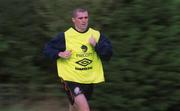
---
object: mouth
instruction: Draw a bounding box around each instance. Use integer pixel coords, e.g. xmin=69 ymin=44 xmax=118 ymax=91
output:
xmin=81 ymin=24 xmax=87 ymax=27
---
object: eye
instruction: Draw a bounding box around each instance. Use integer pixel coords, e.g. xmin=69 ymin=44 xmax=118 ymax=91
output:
xmin=78 ymin=17 xmax=88 ymax=20
xmin=78 ymin=17 xmax=83 ymax=20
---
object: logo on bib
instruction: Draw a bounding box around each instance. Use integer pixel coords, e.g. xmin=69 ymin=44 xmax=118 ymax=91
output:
xmin=81 ymin=45 xmax=88 ymax=52
xmin=76 ymin=58 xmax=92 ymax=66
xmin=75 ymin=45 xmax=93 ymax=70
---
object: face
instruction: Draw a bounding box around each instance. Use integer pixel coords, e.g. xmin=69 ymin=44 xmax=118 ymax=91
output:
xmin=72 ymin=11 xmax=89 ymax=32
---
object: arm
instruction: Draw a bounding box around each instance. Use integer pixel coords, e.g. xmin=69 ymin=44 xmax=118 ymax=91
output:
xmin=43 ymin=32 xmax=66 ymax=60
xmin=95 ymin=33 xmax=113 ymax=61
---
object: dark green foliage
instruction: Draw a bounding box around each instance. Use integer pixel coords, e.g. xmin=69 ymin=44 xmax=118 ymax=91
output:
xmin=90 ymin=0 xmax=180 ymax=111
xmin=0 ymin=0 xmax=50 ymax=84
xmin=0 ymin=0 xmax=180 ymax=111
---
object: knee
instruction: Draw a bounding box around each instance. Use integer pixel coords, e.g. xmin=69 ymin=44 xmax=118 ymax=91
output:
xmin=78 ymin=105 xmax=90 ymax=111
xmin=83 ymin=107 xmax=90 ymax=111
xmin=76 ymin=104 xmax=90 ymax=111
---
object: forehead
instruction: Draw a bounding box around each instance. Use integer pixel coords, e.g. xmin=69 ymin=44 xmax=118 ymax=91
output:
xmin=75 ymin=11 xmax=88 ymax=18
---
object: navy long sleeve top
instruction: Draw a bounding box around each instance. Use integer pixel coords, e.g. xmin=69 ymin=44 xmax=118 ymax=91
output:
xmin=43 ymin=32 xmax=113 ymax=61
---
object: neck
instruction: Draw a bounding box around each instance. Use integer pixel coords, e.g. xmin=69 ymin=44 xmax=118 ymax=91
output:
xmin=73 ymin=27 xmax=89 ymax=33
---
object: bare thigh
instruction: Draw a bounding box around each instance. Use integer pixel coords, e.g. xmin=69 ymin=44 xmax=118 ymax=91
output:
xmin=72 ymin=94 xmax=90 ymax=111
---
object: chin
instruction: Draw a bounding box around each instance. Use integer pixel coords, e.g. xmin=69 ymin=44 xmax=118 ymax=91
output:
xmin=81 ymin=27 xmax=87 ymax=30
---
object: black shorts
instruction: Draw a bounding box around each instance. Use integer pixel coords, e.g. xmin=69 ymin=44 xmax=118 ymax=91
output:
xmin=61 ymin=80 xmax=94 ymax=105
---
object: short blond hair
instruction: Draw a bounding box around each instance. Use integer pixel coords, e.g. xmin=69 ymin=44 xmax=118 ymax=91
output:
xmin=72 ymin=8 xmax=88 ymax=18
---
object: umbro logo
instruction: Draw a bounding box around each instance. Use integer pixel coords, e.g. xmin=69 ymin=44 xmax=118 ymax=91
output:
xmin=76 ymin=58 xmax=92 ymax=66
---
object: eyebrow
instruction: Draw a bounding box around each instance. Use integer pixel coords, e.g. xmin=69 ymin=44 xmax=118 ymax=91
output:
xmin=78 ymin=16 xmax=88 ymax=19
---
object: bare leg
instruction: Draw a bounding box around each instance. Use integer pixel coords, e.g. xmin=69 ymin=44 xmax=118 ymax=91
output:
xmin=69 ymin=103 xmax=77 ymax=111
xmin=69 ymin=94 xmax=90 ymax=111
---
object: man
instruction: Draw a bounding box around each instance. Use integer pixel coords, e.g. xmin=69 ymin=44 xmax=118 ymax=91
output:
xmin=44 ymin=8 xmax=113 ymax=111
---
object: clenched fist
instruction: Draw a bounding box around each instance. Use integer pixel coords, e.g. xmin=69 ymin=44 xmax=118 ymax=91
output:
xmin=58 ymin=50 xmax=72 ymax=59
xmin=89 ymin=36 xmax=96 ymax=47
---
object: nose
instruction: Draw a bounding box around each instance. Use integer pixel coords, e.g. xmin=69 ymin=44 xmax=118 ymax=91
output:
xmin=82 ymin=19 xmax=86 ymax=23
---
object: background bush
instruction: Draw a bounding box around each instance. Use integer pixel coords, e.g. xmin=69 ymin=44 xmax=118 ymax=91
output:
xmin=0 ymin=0 xmax=180 ymax=111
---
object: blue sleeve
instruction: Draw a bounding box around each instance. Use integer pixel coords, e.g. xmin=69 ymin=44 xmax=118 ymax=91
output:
xmin=95 ymin=33 xmax=113 ymax=61
xmin=43 ymin=32 xmax=66 ymax=60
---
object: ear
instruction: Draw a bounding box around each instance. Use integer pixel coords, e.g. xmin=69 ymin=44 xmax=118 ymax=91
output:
xmin=72 ymin=18 xmax=75 ymax=23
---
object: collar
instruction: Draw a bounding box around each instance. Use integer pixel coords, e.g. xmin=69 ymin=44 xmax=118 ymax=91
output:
xmin=72 ymin=27 xmax=89 ymax=33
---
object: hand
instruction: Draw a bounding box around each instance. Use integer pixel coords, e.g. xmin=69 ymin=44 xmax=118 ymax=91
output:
xmin=58 ymin=50 xmax=72 ymax=59
xmin=89 ymin=36 xmax=96 ymax=47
